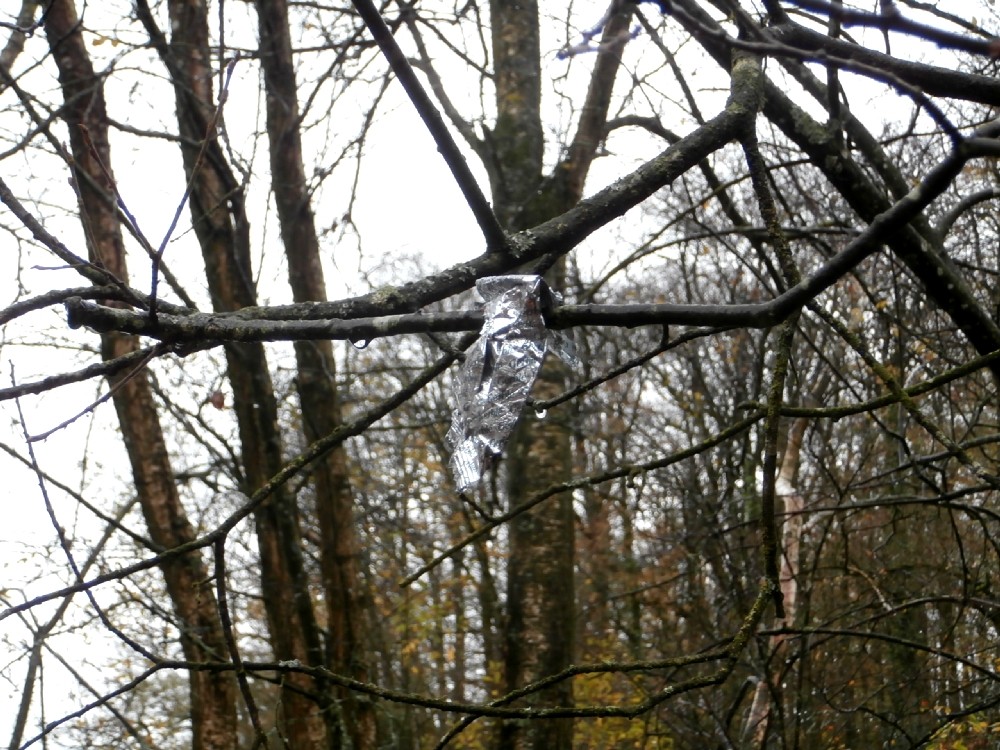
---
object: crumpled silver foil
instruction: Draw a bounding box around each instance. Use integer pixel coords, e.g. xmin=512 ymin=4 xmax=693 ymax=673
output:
xmin=446 ymin=275 xmax=578 ymax=491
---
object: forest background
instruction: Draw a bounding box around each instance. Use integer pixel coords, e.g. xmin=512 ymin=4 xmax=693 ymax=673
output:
xmin=2 ymin=0 xmax=1000 ymax=748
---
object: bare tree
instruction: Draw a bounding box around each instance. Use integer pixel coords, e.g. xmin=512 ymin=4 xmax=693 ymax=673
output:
xmin=3 ymin=1 xmax=1000 ymax=748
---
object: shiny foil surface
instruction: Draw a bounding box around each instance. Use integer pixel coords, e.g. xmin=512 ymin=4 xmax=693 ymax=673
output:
xmin=447 ymin=275 xmax=577 ymax=490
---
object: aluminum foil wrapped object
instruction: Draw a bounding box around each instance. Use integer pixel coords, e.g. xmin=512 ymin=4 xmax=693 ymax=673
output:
xmin=447 ymin=275 xmax=578 ymax=491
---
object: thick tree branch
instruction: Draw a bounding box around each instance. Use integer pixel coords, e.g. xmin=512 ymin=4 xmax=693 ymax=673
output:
xmin=770 ymin=21 xmax=1000 ymax=106
xmin=65 ymin=125 xmax=994 ymax=345
xmin=783 ymin=0 xmax=1000 ymax=56
xmin=670 ymin=0 xmax=1000 ymax=381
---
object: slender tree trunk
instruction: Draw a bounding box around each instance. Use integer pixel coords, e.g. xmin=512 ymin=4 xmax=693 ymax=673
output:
xmin=136 ymin=1 xmax=330 ymax=744
xmin=256 ymin=2 xmax=375 ymax=746
xmin=43 ymin=3 xmax=237 ymax=748
xmin=580 ymin=482 xmax=612 ymax=645
xmin=744 ymin=417 xmax=808 ymax=747
xmin=449 ymin=548 xmax=468 ymax=704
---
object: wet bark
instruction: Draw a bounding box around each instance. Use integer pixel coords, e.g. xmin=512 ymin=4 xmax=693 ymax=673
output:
xmin=256 ymin=1 xmax=374 ymax=747
xmin=488 ymin=1 xmax=569 ymax=746
xmin=136 ymin=0 xmax=330 ymax=744
xmin=43 ymin=3 xmax=237 ymax=748
xmin=490 ymin=4 xmax=635 ymax=749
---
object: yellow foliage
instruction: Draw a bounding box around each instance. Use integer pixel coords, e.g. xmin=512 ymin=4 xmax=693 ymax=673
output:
xmin=571 ymin=671 xmax=673 ymax=750
xmin=925 ymin=714 xmax=1000 ymax=750
xmin=570 ymin=633 xmax=674 ymax=749
xmin=90 ymin=33 xmax=121 ymax=47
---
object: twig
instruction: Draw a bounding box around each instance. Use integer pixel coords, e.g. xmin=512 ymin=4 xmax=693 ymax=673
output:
xmin=12 ymin=366 xmax=162 ymax=664
xmin=433 ymin=577 xmax=776 ymax=747
xmin=149 ymin=56 xmax=241 ymax=322
xmin=400 ymin=412 xmax=764 ymax=587
xmin=18 ymin=666 xmax=163 ymax=748
xmin=0 ymin=440 xmax=155 ymax=549
xmin=1 ymin=345 xmax=459 ymax=624
xmin=350 ymin=0 xmax=509 ymax=253
xmin=0 ymin=342 xmax=187 ymax=402
xmin=0 ymin=174 xmax=192 ymax=315
xmin=214 ymin=537 xmax=269 ymax=748
xmin=76 ymin=126 xmax=197 ymax=310
xmin=0 ymin=0 xmax=49 ymax=35
xmin=26 ymin=345 xmax=162 ymax=441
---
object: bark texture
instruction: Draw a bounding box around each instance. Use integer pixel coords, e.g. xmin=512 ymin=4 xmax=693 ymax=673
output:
xmin=44 ymin=3 xmax=237 ymax=748
xmin=256 ymin=0 xmax=375 ymax=746
xmin=138 ymin=0 xmax=330 ymax=744
xmin=490 ymin=4 xmax=635 ymax=749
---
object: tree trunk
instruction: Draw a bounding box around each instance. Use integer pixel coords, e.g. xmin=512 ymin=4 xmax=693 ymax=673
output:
xmin=137 ymin=0 xmax=330 ymax=744
xmin=743 ymin=417 xmax=808 ymax=747
xmin=255 ymin=1 xmax=375 ymax=747
xmin=43 ymin=3 xmax=237 ymax=748
xmin=490 ymin=4 xmax=635 ymax=749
